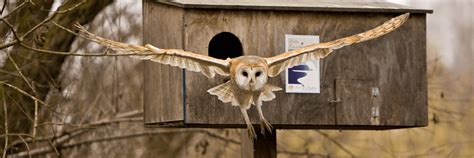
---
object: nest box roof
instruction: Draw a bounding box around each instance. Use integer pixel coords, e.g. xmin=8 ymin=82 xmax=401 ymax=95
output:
xmin=156 ymin=0 xmax=433 ymax=13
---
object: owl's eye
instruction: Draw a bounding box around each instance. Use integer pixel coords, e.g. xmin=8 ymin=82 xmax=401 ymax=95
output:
xmin=255 ymin=71 xmax=261 ymax=77
xmin=242 ymin=71 xmax=248 ymax=77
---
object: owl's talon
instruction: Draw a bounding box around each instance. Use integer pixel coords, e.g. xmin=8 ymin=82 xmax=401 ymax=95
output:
xmin=260 ymin=119 xmax=273 ymax=134
xmin=247 ymin=125 xmax=257 ymax=139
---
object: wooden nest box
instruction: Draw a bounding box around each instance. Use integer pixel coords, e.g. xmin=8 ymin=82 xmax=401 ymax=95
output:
xmin=143 ymin=0 xmax=433 ymax=129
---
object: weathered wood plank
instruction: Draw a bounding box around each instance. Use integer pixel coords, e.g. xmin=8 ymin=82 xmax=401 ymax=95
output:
xmin=335 ymin=79 xmax=377 ymax=125
xmin=143 ymin=1 xmax=428 ymax=128
xmin=378 ymin=14 xmax=428 ymax=126
xmin=182 ymin=10 xmax=427 ymax=128
xmin=143 ymin=1 xmax=185 ymax=125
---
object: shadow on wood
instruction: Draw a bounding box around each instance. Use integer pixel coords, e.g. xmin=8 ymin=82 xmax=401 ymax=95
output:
xmin=241 ymin=128 xmax=277 ymax=158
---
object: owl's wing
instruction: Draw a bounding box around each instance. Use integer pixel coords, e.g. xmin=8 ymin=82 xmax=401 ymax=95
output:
xmin=265 ymin=13 xmax=409 ymax=77
xmin=76 ymin=24 xmax=229 ymax=78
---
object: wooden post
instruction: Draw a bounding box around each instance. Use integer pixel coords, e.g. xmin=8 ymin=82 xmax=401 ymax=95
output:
xmin=241 ymin=128 xmax=277 ymax=158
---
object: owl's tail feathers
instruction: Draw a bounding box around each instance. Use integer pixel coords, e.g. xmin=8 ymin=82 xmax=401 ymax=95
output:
xmin=207 ymin=81 xmax=239 ymax=106
xmin=258 ymin=84 xmax=282 ymax=103
xmin=208 ymin=82 xmax=282 ymax=107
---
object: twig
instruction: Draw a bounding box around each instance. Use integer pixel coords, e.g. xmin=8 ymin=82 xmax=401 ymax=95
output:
xmin=11 ymin=128 xmax=237 ymax=157
xmin=0 ymin=0 xmax=85 ymax=50
xmin=62 ymin=130 xmax=204 ymax=148
xmin=36 ymin=117 xmax=143 ymax=129
xmin=0 ymin=69 xmax=23 ymax=80
xmin=6 ymin=53 xmax=36 ymax=94
xmin=201 ymin=130 xmax=240 ymax=145
xmin=8 ymin=111 xmax=237 ymax=156
xmin=278 ymin=149 xmax=326 ymax=157
xmin=33 ymin=100 xmax=38 ymax=139
xmin=2 ymin=86 xmax=8 ymax=158
xmin=0 ymin=41 xmax=17 ymax=50
xmin=0 ymin=82 xmax=49 ymax=107
xmin=5 ymin=93 xmax=34 ymax=122
xmin=0 ymin=1 xmax=28 ymax=19
xmin=316 ymin=131 xmax=355 ymax=157
xmin=0 ymin=9 xmax=22 ymax=50
xmin=51 ymin=21 xmax=80 ymax=36
xmin=6 ymin=53 xmax=39 ymax=138
xmin=2 ymin=17 xmax=156 ymax=56
xmin=18 ymin=135 xmax=32 ymax=158
xmin=56 ymin=0 xmax=86 ymax=14
xmin=0 ymin=18 xmax=22 ymax=41
xmin=20 ymin=12 xmax=57 ymax=40
xmin=0 ymin=81 xmax=60 ymax=119
xmin=0 ymin=0 xmax=7 ymax=16
xmin=20 ymin=0 xmax=92 ymax=40
xmin=0 ymin=133 xmax=33 ymax=138
xmin=8 ymin=111 xmax=144 ymax=147
xmin=12 ymin=130 xmax=189 ymax=157
xmin=20 ymin=42 xmax=157 ymax=56
xmin=114 ymin=110 xmax=142 ymax=118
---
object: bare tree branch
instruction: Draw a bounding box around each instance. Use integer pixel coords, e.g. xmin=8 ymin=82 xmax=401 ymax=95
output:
xmin=278 ymin=149 xmax=326 ymax=158
xmin=12 ymin=129 xmax=238 ymax=157
xmin=4 ymin=52 xmax=41 ymax=145
xmin=0 ymin=0 xmax=7 ymax=16
xmin=0 ymin=1 xmax=29 ymax=19
xmin=20 ymin=42 xmax=157 ymax=57
xmin=17 ymin=136 xmax=31 ymax=158
xmin=7 ymin=110 xmax=143 ymax=148
xmin=0 ymin=41 xmax=17 ymax=50
xmin=0 ymin=82 xmax=48 ymax=108
xmin=0 ymin=18 xmax=21 ymax=41
xmin=315 ymin=131 xmax=355 ymax=157
xmin=2 ymin=86 xmax=8 ymax=158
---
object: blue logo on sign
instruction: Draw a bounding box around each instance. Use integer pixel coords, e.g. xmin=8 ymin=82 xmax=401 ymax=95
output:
xmin=288 ymin=64 xmax=310 ymax=84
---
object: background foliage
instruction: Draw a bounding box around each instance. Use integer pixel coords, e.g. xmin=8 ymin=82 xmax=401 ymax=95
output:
xmin=0 ymin=0 xmax=472 ymax=157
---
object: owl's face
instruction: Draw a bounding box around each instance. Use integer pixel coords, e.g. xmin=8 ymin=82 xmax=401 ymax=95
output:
xmin=231 ymin=56 xmax=268 ymax=91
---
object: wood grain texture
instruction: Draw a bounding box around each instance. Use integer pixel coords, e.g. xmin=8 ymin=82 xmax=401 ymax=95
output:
xmin=335 ymin=79 xmax=377 ymax=125
xmin=143 ymin=1 xmax=185 ymax=125
xmin=143 ymin=2 xmax=428 ymax=129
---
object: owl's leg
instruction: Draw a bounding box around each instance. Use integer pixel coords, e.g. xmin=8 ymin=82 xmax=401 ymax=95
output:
xmin=240 ymin=108 xmax=256 ymax=139
xmin=256 ymin=102 xmax=273 ymax=134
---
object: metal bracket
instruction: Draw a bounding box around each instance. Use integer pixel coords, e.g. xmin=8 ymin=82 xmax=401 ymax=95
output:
xmin=371 ymin=87 xmax=379 ymax=97
xmin=371 ymin=107 xmax=380 ymax=118
xmin=328 ymin=99 xmax=342 ymax=103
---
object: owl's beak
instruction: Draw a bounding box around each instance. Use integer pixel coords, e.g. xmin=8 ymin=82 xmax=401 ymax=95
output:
xmin=249 ymin=76 xmax=256 ymax=89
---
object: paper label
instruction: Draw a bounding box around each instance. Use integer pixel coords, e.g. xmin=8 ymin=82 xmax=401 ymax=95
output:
xmin=285 ymin=34 xmax=320 ymax=93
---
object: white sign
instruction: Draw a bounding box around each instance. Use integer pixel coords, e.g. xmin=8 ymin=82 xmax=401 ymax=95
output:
xmin=285 ymin=34 xmax=320 ymax=93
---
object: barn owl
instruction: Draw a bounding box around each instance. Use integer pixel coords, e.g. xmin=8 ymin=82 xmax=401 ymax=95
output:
xmin=77 ymin=13 xmax=409 ymax=139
